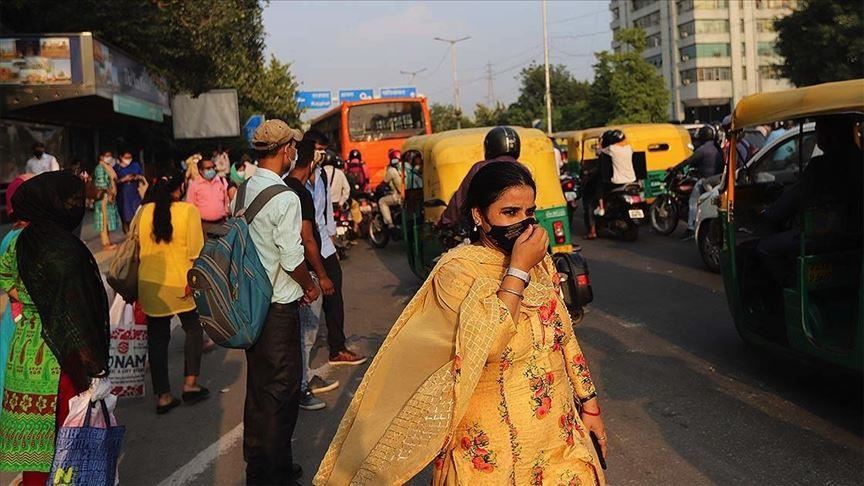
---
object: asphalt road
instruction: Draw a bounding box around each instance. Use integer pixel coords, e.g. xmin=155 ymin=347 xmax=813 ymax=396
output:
xmin=3 ymin=222 xmax=861 ymax=486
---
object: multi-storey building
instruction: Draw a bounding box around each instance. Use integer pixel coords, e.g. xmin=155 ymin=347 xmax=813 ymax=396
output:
xmin=610 ymin=0 xmax=796 ymax=122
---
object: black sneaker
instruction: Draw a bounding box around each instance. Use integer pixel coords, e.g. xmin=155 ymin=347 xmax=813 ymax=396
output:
xmin=309 ymin=375 xmax=339 ymax=394
xmin=680 ymin=229 xmax=695 ymax=241
xmin=299 ymin=390 xmax=326 ymax=411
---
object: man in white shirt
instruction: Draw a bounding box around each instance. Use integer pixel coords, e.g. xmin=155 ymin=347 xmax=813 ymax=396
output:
xmin=25 ymin=142 xmax=60 ymax=175
xmin=235 ymin=119 xmax=318 ymax=486
xmin=322 ymin=152 xmax=351 ymax=207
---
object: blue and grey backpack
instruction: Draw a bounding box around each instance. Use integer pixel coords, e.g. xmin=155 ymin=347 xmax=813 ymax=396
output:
xmin=187 ymin=181 xmax=288 ymax=349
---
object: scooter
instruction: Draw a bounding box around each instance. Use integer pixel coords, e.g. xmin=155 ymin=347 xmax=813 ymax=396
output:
xmin=593 ymin=182 xmax=645 ymax=241
xmin=560 ymin=172 xmax=580 ymax=222
xmin=368 ymin=184 xmax=402 ymax=249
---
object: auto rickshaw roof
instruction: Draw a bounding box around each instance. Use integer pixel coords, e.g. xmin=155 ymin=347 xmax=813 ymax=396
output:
xmin=732 ymin=79 xmax=864 ymax=130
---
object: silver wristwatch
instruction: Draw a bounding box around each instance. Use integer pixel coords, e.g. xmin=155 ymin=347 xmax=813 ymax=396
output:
xmin=505 ymin=267 xmax=531 ymax=285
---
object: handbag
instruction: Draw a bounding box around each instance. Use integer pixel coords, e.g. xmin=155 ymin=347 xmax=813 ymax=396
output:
xmin=49 ymin=399 xmax=125 ymax=486
xmin=106 ymin=210 xmax=141 ymax=302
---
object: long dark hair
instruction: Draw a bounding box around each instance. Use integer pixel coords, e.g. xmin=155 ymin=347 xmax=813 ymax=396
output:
xmin=152 ymin=175 xmax=185 ymax=244
xmin=463 ymin=161 xmax=536 ymax=235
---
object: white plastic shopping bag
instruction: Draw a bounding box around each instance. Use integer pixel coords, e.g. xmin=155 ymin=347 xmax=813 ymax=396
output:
xmin=108 ymin=294 xmax=148 ymax=398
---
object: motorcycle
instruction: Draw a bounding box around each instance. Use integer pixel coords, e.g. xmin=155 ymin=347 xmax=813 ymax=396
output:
xmin=649 ymin=164 xmax=697 ymax=235
xmin=594 ymin=182 xmax=645 ymax=241
xmin=560 ymin=172 xmax=580 ymax=222
xmin=368 ymin=185 xmax=401 ymax=249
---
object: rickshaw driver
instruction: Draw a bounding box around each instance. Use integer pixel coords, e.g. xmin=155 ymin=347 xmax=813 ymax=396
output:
xmin=438 ymin=126 xmax=521 ymax=232
xmin=757 ymin=114 xmax=863 ymax=287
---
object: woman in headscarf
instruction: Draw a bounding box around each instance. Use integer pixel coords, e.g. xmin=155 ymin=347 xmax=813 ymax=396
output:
xmin=93 ymin=150 xmax=121 ymax=250
xmin=0 ymin=171 xmax=111 ymax=485
xmin=314 ymin=162 xmax=608 ymax=486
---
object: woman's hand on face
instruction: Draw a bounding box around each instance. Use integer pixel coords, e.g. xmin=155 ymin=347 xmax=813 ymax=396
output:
xmin=511 ymin=224 xmax=548 ymax=272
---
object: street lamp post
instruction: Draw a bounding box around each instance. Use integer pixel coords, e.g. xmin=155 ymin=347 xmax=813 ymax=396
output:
xmin=434 ymin=36 xmax=471 ymax=129
xmin=400 ymin=68 xmax=427 ymax=84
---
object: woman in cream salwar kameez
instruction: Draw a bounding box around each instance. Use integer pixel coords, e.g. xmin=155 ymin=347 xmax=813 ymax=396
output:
xmin=315 ymin=161 xmax=608 ymax=485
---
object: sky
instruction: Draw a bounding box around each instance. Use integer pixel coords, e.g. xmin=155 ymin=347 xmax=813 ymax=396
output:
xmin=262 ymin=0 xmax=612 ymax=121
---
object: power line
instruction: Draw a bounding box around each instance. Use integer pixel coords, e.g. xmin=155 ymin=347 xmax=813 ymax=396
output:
xmin=550 ymin=8 xmax=607 ymax=25
xmin=551 ymin=29 xmax=611 ymax=41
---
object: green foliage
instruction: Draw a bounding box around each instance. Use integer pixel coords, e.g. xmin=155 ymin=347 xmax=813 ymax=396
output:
xmin=775 ymin=0 xmax=864 ymax=86
xmin=504 ymin=64 xmax=592 ymax=131
xmin=473 ymin=102 xmax=509 ymax=127
xmin=430 ymin=103 xmax=474 ymax=132
xmin=0 ymin=0 xmax=301 ymax=125
xmin=587 ymin=29 xmax=669 ymax=126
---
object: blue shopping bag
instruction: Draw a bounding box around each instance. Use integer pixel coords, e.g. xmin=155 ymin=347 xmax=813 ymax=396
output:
xmin=49 ymin=399 xmax=125 ymax=486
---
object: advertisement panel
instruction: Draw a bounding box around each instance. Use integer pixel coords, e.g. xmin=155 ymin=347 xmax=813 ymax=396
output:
xmin=93 ymin=39 xmax=170 ymax=113
xmin=0 ymin=37 xmax=75 ymax=86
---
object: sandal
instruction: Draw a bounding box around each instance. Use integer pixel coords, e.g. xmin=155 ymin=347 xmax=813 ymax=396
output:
xmin=182 ymin=386 xmax=211 ymax=405
xmin=156 ymin=397 xmax=181 ymax=415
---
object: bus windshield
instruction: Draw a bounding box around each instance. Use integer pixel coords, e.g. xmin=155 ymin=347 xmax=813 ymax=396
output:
xmin=348 ymin=102 xmax=426 ymax=142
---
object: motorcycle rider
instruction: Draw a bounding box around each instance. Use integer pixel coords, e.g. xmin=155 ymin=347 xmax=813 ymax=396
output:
xmin=438 ymin=126 xmax=521 ymax=232
xmin=378 ymin=148 xmax=404 ymax=233
xmin=345 ymin=149 xmax=368 ymax=234
xmin=680 ymin=124 xmax=724 ymax=239
xmin=584 ymin=129 xmax=637 ymax=239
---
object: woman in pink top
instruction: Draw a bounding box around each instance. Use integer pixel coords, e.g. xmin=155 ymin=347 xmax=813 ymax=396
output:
xmin=185 ymin=158 xmax=229 ymax=238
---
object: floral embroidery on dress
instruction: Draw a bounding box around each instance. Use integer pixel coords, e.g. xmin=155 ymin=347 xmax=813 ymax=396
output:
xmin=460 ymin=424 xmax=497 ymax=473
xmin=557 ymin=469 xmax=584 ymax=486
xmin=433 ymin=448 xmax=447 ymax=470
xmin=538 ymin=299 xmax=557 ymax=325
xmin=571 ymin=354 xmax=596 ymax=396
xmin=530 ymin=453 xmax=549 ymax=486
xmin=539 ymin=298 xmax=568 ymax=352
xmin=525 ymin=361 xmax=554 ymax=419
xmin=558 ymin=403 xmax=585 ymax=446
xmin=497 ymin=347 xmax=521 ymax=465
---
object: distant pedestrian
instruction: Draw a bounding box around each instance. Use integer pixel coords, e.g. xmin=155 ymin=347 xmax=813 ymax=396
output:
xmin=186 ymin=158 xmax=229 ymax=237
xmin=228 ymin=153 xmax=257 ymax=201
xmin=137 ymin=175 xmax=209 ymax=414
xmin=116 ymin=151 xmax=144 ymax=233
xmin=0 ymin=171 xmax=112 ymax=485
xmin=24 ymin=142 xmax=60 ymax=175
xmin=93 ymin=150 xmax=121 ymax=250
xmin=284 ymin=138 xmax=338 ymax=412
xmin=239 ymin=119 xmax=318 ymax=485
xmin=213 ymin=148 xmax=231 ymax=178
xmin=305 ymin=130 xmax=367 ymax=367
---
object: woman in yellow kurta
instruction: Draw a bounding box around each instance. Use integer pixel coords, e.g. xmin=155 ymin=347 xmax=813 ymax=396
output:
xmin=137 ymin=175 xmax=209 ymax=414
xmin=315 ymin=161 xmax=608 ymax=485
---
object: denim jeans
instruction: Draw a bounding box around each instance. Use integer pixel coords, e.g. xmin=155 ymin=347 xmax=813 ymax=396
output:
xmin=299 ymin=277 xmax=323 ymax=391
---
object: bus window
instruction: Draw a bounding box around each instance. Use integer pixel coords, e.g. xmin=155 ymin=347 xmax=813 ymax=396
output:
xmin=313 ymin=112 xmax=342 ymax=153
xmin=348 ymin=102 xmax=426 ymax=142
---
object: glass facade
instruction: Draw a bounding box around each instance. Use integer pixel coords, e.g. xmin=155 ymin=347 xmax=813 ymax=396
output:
xmin=679 ymin=43 xmax=731 ymax=60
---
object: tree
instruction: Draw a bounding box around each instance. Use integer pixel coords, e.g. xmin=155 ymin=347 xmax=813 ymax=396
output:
xmin=504 ymin=64 xmax=592 ymax=131
xmin=587 ymin=28 xmax=669 ymax=125
xmin=430 ymin=103 xmax=474 ymax=132
xmin=775 ymin=0 xmax=864 ymax=86
xmin=473 ymin=103 xmax=510 ymax=127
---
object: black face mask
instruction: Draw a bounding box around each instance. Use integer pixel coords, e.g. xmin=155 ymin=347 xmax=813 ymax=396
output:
xmin=484 ymin=217 xmax=537 ymax=254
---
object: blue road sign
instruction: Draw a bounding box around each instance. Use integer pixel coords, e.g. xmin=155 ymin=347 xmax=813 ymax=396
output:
xmin=244 ymin=114 xmax=265 ymax=141
xmin=296 ymin=91 xmax=333 ymax=110
xmin=339 ymin=89 xmax=374 ymax=103
xmin=379 ymin=86 xmax=417 ymax=99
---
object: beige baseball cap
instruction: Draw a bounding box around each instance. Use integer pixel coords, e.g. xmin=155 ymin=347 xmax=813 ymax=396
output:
xmin=251 ymin=119 xmax=304 ymax=151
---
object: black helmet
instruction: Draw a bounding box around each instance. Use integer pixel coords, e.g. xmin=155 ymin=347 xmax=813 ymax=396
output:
xmin=348 ymin=149 xmax=362 ymax=161
xmin=484 ymin=126 xmax=520 ymax=160
xmin=696 ymin=125 xmax=716 ymax=143
xmin=401 ymin=149 xmax=422 ymax=163
xmin=600 ymin=129 xmax=626 ymax=148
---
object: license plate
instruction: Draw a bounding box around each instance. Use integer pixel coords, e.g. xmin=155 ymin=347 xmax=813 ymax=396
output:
xmin=629 ymin=209 xmax=645 ymax=219
xmin=336 ymin=226 xmax=347 ymax=235
xmin=565 ymin=191 xmax=577 ymax=202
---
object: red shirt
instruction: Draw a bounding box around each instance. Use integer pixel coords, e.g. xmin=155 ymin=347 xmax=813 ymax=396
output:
xmin=186 ymin=176 xmax=228 ymax=222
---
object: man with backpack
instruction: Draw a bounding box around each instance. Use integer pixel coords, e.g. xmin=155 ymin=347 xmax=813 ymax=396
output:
xmin=240 ymin=120 xmax=319 ymax=485
xmin=344 ymin=149 xmax=369 ymax=235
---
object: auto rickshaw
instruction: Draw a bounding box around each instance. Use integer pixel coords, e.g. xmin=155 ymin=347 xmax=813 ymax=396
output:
xmin=719 ymin=78 xmax=863 ymax=371
xmin=400 ymin=126 xmax=593 ymax=320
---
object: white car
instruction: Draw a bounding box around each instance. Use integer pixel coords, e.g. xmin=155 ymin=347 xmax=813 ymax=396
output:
xmin=694 ymin=123 xmax=821 ymax=273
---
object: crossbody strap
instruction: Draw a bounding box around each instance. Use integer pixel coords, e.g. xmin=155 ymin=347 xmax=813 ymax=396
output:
xmin=240 ymin=184 xmax=290 ymax=223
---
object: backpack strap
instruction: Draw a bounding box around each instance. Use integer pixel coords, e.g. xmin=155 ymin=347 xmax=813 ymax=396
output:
xmin=234 ymin=179 xmax=250 ymax=215
xmin=319 ymin=166 xmax=330 ymax=225
xmin=241 ymin=184 xmax=290 ymax=223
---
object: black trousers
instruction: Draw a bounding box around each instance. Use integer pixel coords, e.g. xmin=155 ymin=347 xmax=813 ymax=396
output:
xmin=322 ymin=254 xmax=347 ymax=356
xmin=146 ymin=310 xmax=203 ymax=396
xmin=244 ymin=302 xmax=302 ymax=486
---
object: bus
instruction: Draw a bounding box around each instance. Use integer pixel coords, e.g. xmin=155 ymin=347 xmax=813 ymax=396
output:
xmin=309 ymin=97 xmax=432 ymax=185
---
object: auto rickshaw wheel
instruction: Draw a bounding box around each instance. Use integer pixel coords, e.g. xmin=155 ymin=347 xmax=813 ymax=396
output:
xmin=570 ymin=306 xmax=585 ymax=325
xmin=698 ymin=218 xmax=722 ymax=273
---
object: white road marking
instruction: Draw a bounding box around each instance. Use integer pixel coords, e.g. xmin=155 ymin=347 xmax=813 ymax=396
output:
xmin=591 ymin=308 xmax=646 ymax=328
xmin=156 ymin=422 xmax=244 ymax=486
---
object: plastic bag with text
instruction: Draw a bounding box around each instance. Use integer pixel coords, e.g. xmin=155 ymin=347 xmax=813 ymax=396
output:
xmin=108 ymin=294 xmax=148 ymax=398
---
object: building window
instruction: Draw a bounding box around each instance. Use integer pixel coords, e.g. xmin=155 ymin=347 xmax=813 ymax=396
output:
xmin=647 ymin=32 xmax=662 ymax=48
xmin=679 ymin=43 xmax=731 ymax=60
xmin=646 ymin=54 xmax=663 ymax=68
xmin=612 ymin=7 xmax=620 ymax=21
xmin=755 ymin=0 xmax=796 ymax=9
xmin=756 ymin=19 xmax=776 ymax=32
xmin=634 ymin=11 xmax=661 ymax=29
xmin=758 ymin=41 xmax=777 ymax=57
xmin=676 ymin=0 xmax=729 ymax=11
xmin=632 ymin=0 xmax=659 ymax=11
xmin=680 ymin=67 xmax=732 ymax=83
xmin=679 ymin=19 xmax=730 ymax=37
xmin=759 ymin=65 xmax=782 ymax=79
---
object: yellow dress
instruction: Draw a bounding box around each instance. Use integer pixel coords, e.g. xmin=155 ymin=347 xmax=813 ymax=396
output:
xmin=314 ymin=245 xmax=604 ymax=486
xmin=136 ymin=202 xmax=204 ymax=317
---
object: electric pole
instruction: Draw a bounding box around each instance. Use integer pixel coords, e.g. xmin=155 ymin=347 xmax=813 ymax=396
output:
xmin=434 ymin=36 xmax=471 ymax=129
xmin=542 ymin=0 xmax=553 ymax=135
xmin=399 ymin=68 xmax=427 ymax=84
xmin=486 ymin=62 xmax=495 ymax=106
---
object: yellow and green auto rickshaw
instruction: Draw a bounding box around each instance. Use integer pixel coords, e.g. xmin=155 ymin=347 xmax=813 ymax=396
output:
xmin=401 ymin=126 xmax=593 ymax=319
xmin=720 ymin=78 xmax=863 ymax=371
